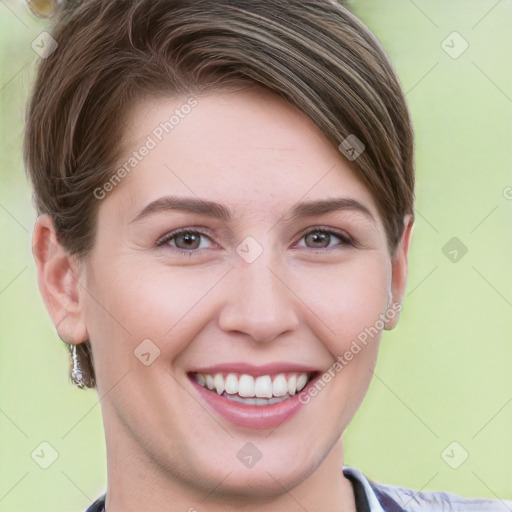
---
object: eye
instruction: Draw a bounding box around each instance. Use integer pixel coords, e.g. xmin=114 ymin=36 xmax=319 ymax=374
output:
xmin=156 ymin=228 xmax=214 ymax=255
xmin=296 ymin=228 xmax=354 ymax=250
xmin=155 ymin=226 xmax=355 ymax=257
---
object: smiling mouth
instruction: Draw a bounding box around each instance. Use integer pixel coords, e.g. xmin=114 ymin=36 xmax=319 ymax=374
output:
xmin=189 ymin=371 xmax=318 ymax=406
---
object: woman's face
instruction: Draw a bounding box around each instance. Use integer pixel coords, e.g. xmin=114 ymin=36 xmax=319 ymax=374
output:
xmin=64 ymin=86 xmax=411 ymax=497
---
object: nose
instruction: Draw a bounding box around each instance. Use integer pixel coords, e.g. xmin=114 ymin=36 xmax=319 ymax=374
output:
xmin=217 ymin=249 xmax=300 ymax=343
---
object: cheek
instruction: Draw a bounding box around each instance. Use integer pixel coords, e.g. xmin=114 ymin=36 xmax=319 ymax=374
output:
xmin=292 ymin=255 xmax=391 ymax=351
xmin=82 ymin=259 xmax=229 ymax=375
xmin=291 ymin=259 xmax=389 ymax=433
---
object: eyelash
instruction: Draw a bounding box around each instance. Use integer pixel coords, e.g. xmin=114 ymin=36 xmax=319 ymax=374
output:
xmin=155 ymin=227 xmax=355 ymax=257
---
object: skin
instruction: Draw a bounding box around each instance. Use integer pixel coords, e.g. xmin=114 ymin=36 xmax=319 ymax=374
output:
xmin=33 ymin=84 xmax=413 ymax=512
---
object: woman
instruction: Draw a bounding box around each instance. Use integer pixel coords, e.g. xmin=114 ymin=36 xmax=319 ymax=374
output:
xmin=24 ymin=1 xmax=511 ymax=511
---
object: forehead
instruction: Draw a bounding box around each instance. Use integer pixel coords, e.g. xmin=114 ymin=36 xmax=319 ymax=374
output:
xmin=107 ymin=87 xmax=380 ymax=224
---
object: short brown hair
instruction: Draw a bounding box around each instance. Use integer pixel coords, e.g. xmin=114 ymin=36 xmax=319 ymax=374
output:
xmin=24 ymin=0 xmax=415 ymax=389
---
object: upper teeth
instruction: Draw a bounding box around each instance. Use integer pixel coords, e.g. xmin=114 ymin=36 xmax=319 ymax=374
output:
xmin=193 ymin=372 xmax=310 ymax=398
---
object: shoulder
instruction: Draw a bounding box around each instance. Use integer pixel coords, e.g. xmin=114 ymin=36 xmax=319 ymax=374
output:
xmin=343 ymin=466 xmax=512 ymax=512
xmin=370 ymin=479 xmax=511 ymax=512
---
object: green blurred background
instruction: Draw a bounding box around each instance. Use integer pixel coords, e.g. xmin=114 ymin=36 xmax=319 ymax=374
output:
xmin=1 ymin=0 xmax=511 ymax=510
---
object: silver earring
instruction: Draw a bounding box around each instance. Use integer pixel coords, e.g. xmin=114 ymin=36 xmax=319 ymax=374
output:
xmin=70 ymin=344 xmax=86 ymax=388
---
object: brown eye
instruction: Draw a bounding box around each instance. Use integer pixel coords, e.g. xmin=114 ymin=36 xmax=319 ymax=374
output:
xmin=174 ymin=232 xmax=201 ymax=250
xmin=156 ymin=229 xmax=214 ymax=256
xmin=300 ymin=229 xmax=353 ymax=250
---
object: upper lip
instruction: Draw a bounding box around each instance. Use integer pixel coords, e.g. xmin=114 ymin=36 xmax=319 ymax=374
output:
xmin=188 ymin=362 xmax=322 ymax=376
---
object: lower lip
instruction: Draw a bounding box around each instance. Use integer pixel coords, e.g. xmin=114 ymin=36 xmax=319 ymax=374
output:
xmin=189 ymin=375 xmax=317 ymax=430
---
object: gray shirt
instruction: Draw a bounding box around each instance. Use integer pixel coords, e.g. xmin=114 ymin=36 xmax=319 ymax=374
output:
xmin=344 ymin=466 xmax=512 ymax=511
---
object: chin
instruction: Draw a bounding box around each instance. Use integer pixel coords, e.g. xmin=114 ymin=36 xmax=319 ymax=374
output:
xmin=210 ymin=464 xmax=309 ymax=500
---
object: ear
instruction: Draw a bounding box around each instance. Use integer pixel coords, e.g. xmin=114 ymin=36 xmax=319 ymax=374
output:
xmin=385 ymin=214 xmax=414 ymax=330
xmin=32 ymin=214 xmax=88 ymax=345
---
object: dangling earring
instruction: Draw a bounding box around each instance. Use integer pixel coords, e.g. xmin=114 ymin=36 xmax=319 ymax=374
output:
xmin=70 ymin=344 xmax=86 ymax=388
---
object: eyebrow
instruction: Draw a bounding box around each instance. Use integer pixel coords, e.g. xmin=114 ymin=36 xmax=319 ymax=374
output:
xmin=130 ymin=195 xmax=375 ymax=224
